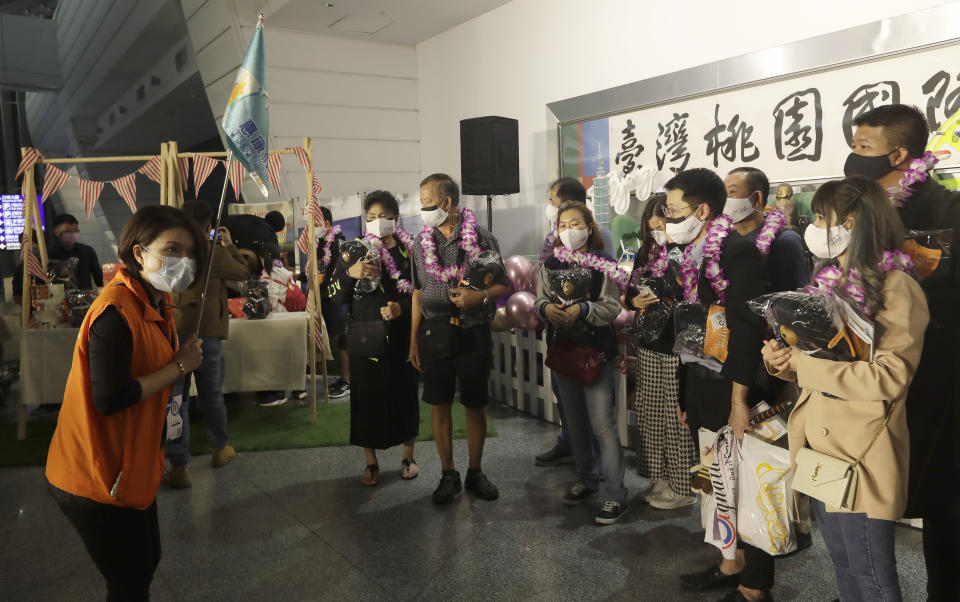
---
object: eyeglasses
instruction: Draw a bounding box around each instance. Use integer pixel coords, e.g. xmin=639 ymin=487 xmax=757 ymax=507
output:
xmin=664 ymin=203 xmax=698 ymax=219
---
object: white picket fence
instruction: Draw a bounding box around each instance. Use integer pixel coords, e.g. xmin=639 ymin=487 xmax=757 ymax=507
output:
xmin=488 ymin=329 xmax=633 ymax=445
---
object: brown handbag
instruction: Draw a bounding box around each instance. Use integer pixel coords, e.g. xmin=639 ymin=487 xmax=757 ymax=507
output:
xmin=545 ymin=336 xmax=604 ymax=386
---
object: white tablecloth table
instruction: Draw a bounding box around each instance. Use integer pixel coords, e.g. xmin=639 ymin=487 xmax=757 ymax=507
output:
xmin=17 ymin=312 xmax=309 ymax=439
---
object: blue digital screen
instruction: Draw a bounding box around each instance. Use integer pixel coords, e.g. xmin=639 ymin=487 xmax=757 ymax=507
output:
xmin=0 ymin=194 xmax=45 ymax=251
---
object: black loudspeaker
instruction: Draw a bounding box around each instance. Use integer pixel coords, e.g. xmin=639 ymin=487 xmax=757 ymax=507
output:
xmin=460 ymin=116 xmax=519 ymax=196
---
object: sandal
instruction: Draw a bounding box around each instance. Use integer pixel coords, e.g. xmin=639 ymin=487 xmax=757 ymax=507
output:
xmin=401 ymin=458 xmax=419 ymax=481
xmin=361 ymin=464 xmax=379 ymax=486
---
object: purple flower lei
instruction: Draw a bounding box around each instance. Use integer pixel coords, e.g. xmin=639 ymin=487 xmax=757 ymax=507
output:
xmin=806 ymin=249 xmax=915 ymax=317
xmin=364 ymin=226 xmax=415 ymax=296
xmin=420 ymin=207 xmax=482 ymax=284
xmin=320 ymin=225 xmax=342 ymax=270
xmin=678 ymin=214 xmax=735 ymax=304
xmin=887 ymin=151 xmax=939 ymax=208
xmin=755 ymin=211 xmax=787 ymax=257
xmin=539 ymin=227 xmax=558 ymax=264
xmin=643 ymin=244 xmax=670 ymax=278
xmin=552 ymin=245 xmax=630 ymax=293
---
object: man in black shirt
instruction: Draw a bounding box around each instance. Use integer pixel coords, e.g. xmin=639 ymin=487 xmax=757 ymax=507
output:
xmin=49 ymin=214 xmax=103 ymax=290
xmin=845 ymin=103 xmax=960 ymax=601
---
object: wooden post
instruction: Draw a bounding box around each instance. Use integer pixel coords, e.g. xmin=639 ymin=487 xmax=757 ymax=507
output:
xmin=304 ymin=137 xmax=330 ymax=424
xmin=17 ymin=148 xmax=38 ymax=440
xmin=159 ymin=142 xmax=168 ymax=206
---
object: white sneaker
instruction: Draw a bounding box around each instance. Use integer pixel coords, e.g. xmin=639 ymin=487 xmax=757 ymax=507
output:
xmin=647 ymin=488 xmax=698 ymax=510
xmin=640 ymin=479 xmax=669 ymax=502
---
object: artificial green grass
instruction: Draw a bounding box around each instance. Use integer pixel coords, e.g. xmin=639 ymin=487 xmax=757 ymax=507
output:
xmin=0 ymin=400 xmax=496 ymax=468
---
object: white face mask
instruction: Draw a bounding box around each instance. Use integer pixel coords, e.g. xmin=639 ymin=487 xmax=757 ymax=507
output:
xmin=545 ymin=204 xmax=559 ymax=223
xmin=803 ymin=220 xmax=852 ymax=259
xmin=665 ymin=210 xmax=704 ymax=245
xmin=366 ymin=217 xmax=395 ymax=238
xmin=420 ymin=203 xmax=448 ymax=228
xmin=559 ymin=227 xmax=590 ymax=250
xmin=650 ymin=230 xmax=669 ymax=247
xmin=141 ymin=247 xmax=197 ymax=293
xmin=723 ymin=193 xmax=756 ymax=223
xmin=315 ymin=223 xmax=327 ymax=240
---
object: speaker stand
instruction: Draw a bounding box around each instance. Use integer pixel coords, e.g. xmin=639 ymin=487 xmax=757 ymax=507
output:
xmin=486 ymin=194 xmax=493 ymax=232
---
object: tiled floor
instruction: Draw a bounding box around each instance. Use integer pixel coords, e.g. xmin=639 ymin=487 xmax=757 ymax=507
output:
xmin=0 ymin=403 xmax=928 ymax=601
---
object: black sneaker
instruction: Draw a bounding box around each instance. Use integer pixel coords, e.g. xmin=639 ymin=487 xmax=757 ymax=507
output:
xmin=328 ymin=379 xmax=351 ymax=399
xmin=679 ymin=565 xmax=741 ymax=591
xmin=535 ymin=444 xmax=576 ymax=467
xmin=464 ymin=469 xmax=499 ymax=501
xmin=595 ymin=500 xmax=627 ymax=525
xmin=432 ymin=469 xmax=462 ymax=505
xmin=563 ymin=482 xmax=598 ymax=506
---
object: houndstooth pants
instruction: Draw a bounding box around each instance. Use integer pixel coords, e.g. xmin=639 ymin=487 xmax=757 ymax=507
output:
xmin=634 ymin=347 xmax=697 ymax=496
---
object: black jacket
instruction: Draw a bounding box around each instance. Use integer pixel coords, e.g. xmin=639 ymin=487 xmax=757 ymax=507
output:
xmin=695 ymin=231 xmax=767 ymax=388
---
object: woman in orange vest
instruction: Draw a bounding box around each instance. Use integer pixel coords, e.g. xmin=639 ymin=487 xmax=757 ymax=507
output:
xmin=46 ymin=205 xmax=207 ymax=601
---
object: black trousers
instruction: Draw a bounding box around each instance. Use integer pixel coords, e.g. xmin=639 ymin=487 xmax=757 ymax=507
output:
xmin=49 ymin=483 xmax=160 ymax=601
xmin=683 ymin=367 xmax=776 ymax=591
xmin=923 ymin=510 xmax=960 ymax=601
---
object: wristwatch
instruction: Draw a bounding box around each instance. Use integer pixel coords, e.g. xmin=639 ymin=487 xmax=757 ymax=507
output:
xmin=482 ymin=290 xmax=490 ymax=306
xmin=175 ymin=361 xmax=185 ymax=375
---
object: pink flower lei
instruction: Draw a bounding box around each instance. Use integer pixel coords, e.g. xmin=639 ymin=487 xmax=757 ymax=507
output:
xmin=552 ymin=246 xmax=630 ymax=293
xmin=364 ymin=226 xmax=415 ymax=296
xmin=320 ymin=225 xmax=342 ymax=270
xmin=420 ymin=207 xmax=482 ymax=284
xmin=642 ymin=244 xmax=670 ymax=278
xmin=539 ymin=226 xmax=558 ymax=264
xmin=887 ymin=151 xmax=939 ymax=208
xmin=755 ymin=210 xmax=788 ymax=256
xmin=806 ymin=249 xmax=915 ymax=317
xmin=678 ymin=214 xmax=735 ymax=304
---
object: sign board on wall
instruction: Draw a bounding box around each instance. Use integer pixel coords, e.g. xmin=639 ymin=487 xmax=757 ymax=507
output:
xmin=228 ymin=200 xmax=295 ymax=242
xmin=561 ymin=42 xmax=960 ymax=191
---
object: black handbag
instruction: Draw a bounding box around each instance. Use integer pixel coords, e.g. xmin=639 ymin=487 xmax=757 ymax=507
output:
xmin=345 ymin=320 xmax=390 ymax=357
xmin=417 ymin=315 xmax=461 ymax=362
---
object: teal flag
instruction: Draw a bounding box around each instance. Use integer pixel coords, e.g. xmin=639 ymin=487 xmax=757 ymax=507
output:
xmin=222 ymin=15 xmax=270 ymax=198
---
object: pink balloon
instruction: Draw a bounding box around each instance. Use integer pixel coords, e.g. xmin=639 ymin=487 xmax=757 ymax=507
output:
xmin=505 ymin=291 xmax=541 ymax=331
xmin=523 ymin=261 xmax=541 ymax=293
xmin=504 ymin=255 xmax=534 ymax=293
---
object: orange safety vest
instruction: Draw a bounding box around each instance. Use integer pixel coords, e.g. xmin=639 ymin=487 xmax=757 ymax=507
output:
xmin=46 ymin=269 xmax=178 ymax=510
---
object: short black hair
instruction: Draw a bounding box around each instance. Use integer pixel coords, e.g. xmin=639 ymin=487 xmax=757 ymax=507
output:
xmin=420 ymin=173 xmax=460 ymax=207
xmin=264 ymin=210 xmax=286 ymax=233
xmin=319 ymin=206 xmax=333 ymax=225
xmin=853 ymin=104 xmax=928 ymax=159
xmin=550 ymin=177 xmax=587 ymax=203
xmin=363 ymin=190 xmax=400 ymax=217
xmin=117 ymin=205 xmax=208 ymax=286
xmin=664 ymin=167 xmax=726 ymax=216
xmin=728 ymin=167 xmax=770 ymax=204
xmin=53 ymin=214 xmax=78 ymax=228
xmin=181 ymin=200 xmax=214 ymax=228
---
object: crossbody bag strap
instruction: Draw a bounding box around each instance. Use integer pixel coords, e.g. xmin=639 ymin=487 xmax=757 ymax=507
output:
xmin=852 ymin=399 xmax=897 ymax=467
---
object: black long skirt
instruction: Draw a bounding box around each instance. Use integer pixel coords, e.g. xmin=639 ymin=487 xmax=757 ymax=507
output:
xmin=349 ymin=354 xmax=420 ymax=449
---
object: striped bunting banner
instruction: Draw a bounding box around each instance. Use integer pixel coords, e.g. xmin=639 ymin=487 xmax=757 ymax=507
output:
xmin=80 ymin=179 xmax=105 ymax=218
xmin=138 ymin=156 xmax=162 ymax=184
xmin=307 ymin=289 xmax=324 ymax=351
xmin=227 ymin=160 xmax=247 ymax=198
xmin=193 ymin=155 xmax=218 ymax=192
xmin=40 ymin=165 xmax=71 ymax=204
xmin=289 ymin=146 xmax=310 ymax=171
xmin=306 ymin=200 xmax=324 ymax=225
xmin=16 ymin=147 xmax=43 ymax=180
xmin=311 ymin=171 xmax=322 ymax=199
xmin=267 ymin=153 xmax=282 ymax=195
xmin=110 ymin=173 xmax=137 ymax=214
xmin=178 ymin=157 xmax=191 ymax=191
xmin=296 ymin=224 xmax=312 ymax=256
xmin=23 ymin=246 xmax=49 ymax=284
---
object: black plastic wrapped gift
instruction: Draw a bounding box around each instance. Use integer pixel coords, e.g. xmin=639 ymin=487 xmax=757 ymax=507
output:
xmin=458 ymin=250 xmax=504 ymax=290
xmin=47 ymin=257 xmax=79 ymax=289
xmin=65 ymin=289 xmax=97 ymax=327
xmin=547 ymin=267 xmax=592 ymax=305
xmin=672 ymin=302 xmax=708 ymax=359
xmin=748 ymin=291 xmax=868 ymax=362
xmin=241 ymin=279 xmax=271 ymax=320
xmin=626 ymin=277 xmax=673 ymax=344
xmin=340 ymin=239 xmax=381 ymax=294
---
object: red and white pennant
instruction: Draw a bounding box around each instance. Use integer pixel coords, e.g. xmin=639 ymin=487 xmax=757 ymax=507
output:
xmin=178 ymin=157 xmax=191 ymax=191
xmin=16 ymin=148 xmax=43 ymax=180
xmin=267 ymin=153 xmax=282 ymax=195
xmin=80 ymin=179 xmax=105 ymax=218
xmin=22 ymin=246 xmax=49 ymax=284
xmin=110 ymin=173 xmax=137 ymax=214
xmin=40 ymin=165 xmax=71 ymax=204
xmin=193 ymin=155 xmax=219 ymax=192
xmin=227 ymin=160 xmax=247 ymax=197
xmin=138 ymin=156 xmax=162 ymax=184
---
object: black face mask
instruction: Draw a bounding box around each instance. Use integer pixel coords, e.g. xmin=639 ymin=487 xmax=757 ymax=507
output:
xmin=843 ymin=149 xmax=898 ymax=181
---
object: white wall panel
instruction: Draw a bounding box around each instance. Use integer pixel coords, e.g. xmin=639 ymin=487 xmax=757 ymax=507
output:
xmin=261 ymin=28 xmax=417 ymax=79
xmin=195 ymin=29 xmax=242 ymax=88
xmin=270 ymin=104 xmax=418 ymax=141
xmin=186 ymin=0 xmax=232 ymax=54
xmin=266 ymin=68 xmax=418 ymax=111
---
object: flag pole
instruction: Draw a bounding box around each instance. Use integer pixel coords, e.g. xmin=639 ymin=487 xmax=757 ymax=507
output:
xmin=193 ymin=151 xmax=233 ymax=337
